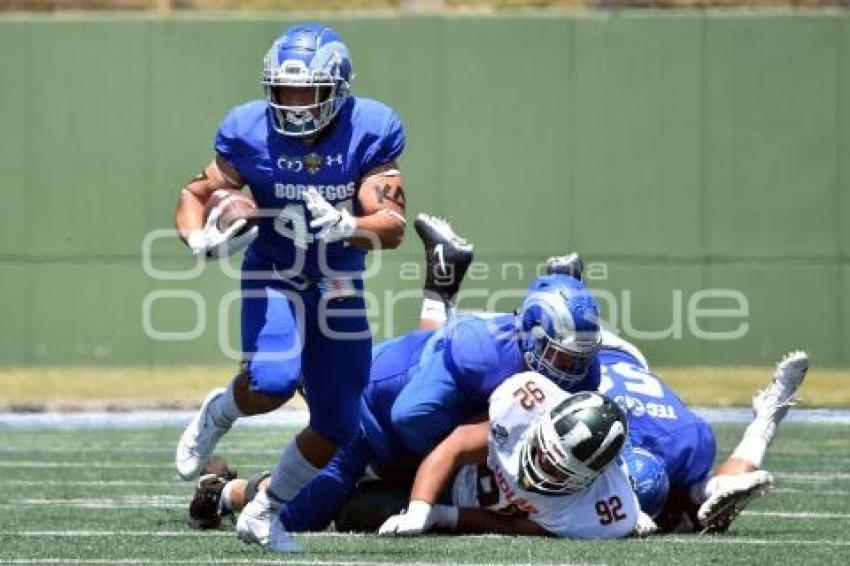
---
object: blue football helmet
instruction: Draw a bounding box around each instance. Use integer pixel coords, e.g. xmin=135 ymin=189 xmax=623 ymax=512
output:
xmin=519 ymin=274 xmax=602 ymax=389
xmin=621 ymin=446 xmax=670 ymax=519
xmin=261 ymin=23 xmax=353 ymax=137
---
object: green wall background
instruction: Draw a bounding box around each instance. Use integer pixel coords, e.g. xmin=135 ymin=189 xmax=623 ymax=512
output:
xmin=0 ymin=12 xmax=847 ymax=367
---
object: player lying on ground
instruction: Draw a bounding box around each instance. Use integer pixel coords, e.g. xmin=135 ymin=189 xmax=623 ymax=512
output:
xmin=186 ymin=213 xmax=613 ymax=545
xmin=188 ymin=215 xmax=809 ymax=544
xmin=377 ymin=382 xmax=640 ymax=540
xmin=194 ymin=385 xmax=642 ymax=550
xmin=383 ymin=215 xmax=811 ymax=535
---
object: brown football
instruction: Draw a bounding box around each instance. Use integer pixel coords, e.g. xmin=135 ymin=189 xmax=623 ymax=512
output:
xmin=204 ymin=189 xmax=258 ymax=236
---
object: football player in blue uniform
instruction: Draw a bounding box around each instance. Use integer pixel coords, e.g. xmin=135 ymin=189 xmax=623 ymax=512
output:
xmin=173 ymin=22 xmax=407 ymax=543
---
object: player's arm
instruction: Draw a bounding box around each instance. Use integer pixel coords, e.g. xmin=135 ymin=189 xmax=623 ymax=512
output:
xmin=455 ymin=508 xmax=551 ymax=536
xmin=174 ymin=156 xmax=244 ymax=245
xmin=409 ymin=419 xmax=489 ymax=504
xmin=377 ymin=419 xmax=488 ymax=536
xmin=349 ymin=161 xmax=406 ymax=250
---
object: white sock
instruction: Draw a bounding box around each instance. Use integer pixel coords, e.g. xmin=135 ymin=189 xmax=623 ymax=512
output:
xmin=220 ymin=480 xmax=236 ymax=513
xmin=730 ymin=434 xmax=770 ymax=469
xmin=267 ymin=441 xmax=320 ymax=503
xmin=210 ymin=380 xmax=245 ymax=429
xmin=726 ymin=408 xmax=781 ymax=469
xmin=250 ymin=489 xmax=273 ymax=512
xmin=421 ymin=297 xmax=447 ymax=324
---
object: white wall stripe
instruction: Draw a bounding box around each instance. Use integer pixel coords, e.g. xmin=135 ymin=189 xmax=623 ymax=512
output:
xmin=1 ymin=407 xmax=849 ymax=431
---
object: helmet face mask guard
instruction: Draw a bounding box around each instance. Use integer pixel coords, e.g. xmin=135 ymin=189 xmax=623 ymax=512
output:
xmin=519 ymin=275 xmax=602 ymax=388
xmin=519 ymin=392 xmax=628 ymax=496
xmin=261 ymin=23 xmax=353 ymax=138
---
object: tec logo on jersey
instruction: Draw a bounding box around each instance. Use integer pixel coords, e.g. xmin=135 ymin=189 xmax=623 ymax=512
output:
xmin=277 ymin=152 xmax=345 ymax=176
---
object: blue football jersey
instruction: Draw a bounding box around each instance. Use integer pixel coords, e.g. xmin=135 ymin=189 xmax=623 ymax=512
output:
xmin=443 ymin=313 xmax=601 ymax=405
xmin=597 ymin=348 xmax=715 ymax=487
xmin=442 ymin=313 xmax=526 ymax=405
xmin=214 ymin=96 xmax=405 ymax=276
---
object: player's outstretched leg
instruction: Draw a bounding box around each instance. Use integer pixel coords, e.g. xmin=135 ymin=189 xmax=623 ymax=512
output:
xmin=414 ymin=213 xmax=473 ymax=327
xmin=696 ymin=350 xmax=809 ymax=532
xmin=175 ymin=370 xmax=287 ymax=480
xmin=236 ymin=431 xmax=329 ymax=545
xmin=175 ymin=387 xmax=234 ymax=480
xmin=545 ymin=253 xmax=584 ymax=281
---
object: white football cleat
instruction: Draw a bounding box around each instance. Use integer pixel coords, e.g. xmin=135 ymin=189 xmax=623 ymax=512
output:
xmin=698 ymin=470 xmax=773 ymax=532
xmin=175 ymin=388 xmax=230 ymax=481
xmin=752 ymin=350 xmax=809 ymax=422
xmin=236 ymin=490 xmax=274 ymax=546
xmin=267 ymin=515 xmax=303 ymax=554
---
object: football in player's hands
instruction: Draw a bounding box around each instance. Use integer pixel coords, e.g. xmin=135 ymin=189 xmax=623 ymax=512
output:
xmin=204 ymin=189 xmax=258 ymax=237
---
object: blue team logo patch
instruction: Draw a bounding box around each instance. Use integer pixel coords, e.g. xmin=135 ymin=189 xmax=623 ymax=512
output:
xmin=304 ymin=153 xmax=323 ymax=175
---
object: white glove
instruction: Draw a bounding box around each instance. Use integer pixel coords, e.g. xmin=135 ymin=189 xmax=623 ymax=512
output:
xmin=633 ymin=511 xmax=658 ymax=538
xmin=304 ymin=187 xmax=357 ymax=243
xmin=377 ymin=501 xmax=458 ymax=536
xmin=186 ymin=205 xmax=257 ymax=259
xmin=378 ymin=500 xmax=435 ymax=536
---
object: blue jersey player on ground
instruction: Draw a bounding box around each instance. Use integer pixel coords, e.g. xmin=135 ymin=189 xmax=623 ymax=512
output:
xmin=173 ymin=22 xmax=408 ymax=544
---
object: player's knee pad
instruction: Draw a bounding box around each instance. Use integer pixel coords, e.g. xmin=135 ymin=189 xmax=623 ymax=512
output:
xmin=622 ymin=447 xmax=670 ymax=519
xmin=244 ymin=471 xmax=271 ymax=505
xmin=246 ymin=358 xmax=301 ymax=399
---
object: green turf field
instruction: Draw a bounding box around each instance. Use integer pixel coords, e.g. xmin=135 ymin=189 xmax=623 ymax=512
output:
xmin=0 ymin=422 xmax=848 ymax=564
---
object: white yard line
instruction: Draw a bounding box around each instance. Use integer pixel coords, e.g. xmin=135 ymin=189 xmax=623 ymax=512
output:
xmin=0 ymin=461 xmax=269 ymax=469
xmin=2 ymin=530 xmax=850 ymax=544
xmin=8 ymin=497 xmax=850 ymax=519
xmin=742 ymin=511 xmax=850 ymax=519
xmin=774 ymin=472 xmax=850 ymax=482
xmin=0 ymin=561 xmax=547 ymax=566
xmin=660 ymin=536 xmax=850 ymax=547
xmin=0 ymin=561 xmax=557 ymax=566
xmin=2 ymin=480 xmax=179 ymax=487
xmin=773 ymin=487 xmax=850 ymax=495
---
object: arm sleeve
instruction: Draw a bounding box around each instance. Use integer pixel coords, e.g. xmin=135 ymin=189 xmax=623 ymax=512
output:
xmin=361 ymin=110 xmax=405 ymax=174
xmin=443 ymin=319 xmax=508 ymax=405
xmin=213 ymin=108 xmax=244 ymax=175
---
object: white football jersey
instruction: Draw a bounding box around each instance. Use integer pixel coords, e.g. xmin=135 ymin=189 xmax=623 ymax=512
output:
xmin=451 ymin=371 xmax=639 ymax=539
xmin=599 ymin=329 xmax=650 ymax=371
